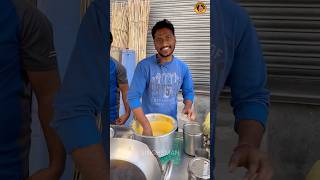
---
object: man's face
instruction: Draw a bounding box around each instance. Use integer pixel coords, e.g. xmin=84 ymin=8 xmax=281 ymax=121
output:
xmin=153 ymin=28 xmax=176 ymax=58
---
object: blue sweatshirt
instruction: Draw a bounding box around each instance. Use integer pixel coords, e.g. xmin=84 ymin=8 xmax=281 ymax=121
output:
xmin=213 ymin=0 xmax=270 ymax=130
xmin=127 ymin=55 xmax=194 ymax=120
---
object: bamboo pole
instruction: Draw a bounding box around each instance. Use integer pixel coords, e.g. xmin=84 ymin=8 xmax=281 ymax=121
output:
xmin=128 ymin=0 xmax=150 ymax=63
xmin=111 ymin=1 xmax=129 ymax=60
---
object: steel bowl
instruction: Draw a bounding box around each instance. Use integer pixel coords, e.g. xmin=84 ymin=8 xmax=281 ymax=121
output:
xmin=110 ymin=138 xmax=172 ymax=180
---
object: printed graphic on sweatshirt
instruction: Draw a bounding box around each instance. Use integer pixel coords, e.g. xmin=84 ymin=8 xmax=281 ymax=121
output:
xmin=149 ymin=72 xmax=182 ymax=105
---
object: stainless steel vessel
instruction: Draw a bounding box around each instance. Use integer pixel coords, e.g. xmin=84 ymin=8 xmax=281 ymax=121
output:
xmin=187 ymin=157 xmax=210 ymax=180
xmin=183 ymin=123 xmax=203 ymax=156
xmin=110 ymin=125 xmax=134 ymax=139
xmin=133 ymin=113 xmax=177 ymax=157
xmin=110 ymin=127 xmax=115 ymax=138
xmin=110 ymin=138 xmax=172 ymax=180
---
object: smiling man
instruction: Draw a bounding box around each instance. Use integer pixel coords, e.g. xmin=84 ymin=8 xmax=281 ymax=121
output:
xmin=127 ymin=19 xmax=195 ymax=136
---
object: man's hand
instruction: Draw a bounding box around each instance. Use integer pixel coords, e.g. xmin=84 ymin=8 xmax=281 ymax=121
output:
xmin=72 ymin=144 xmax=108 ymax=180
xmin=182 ymin=108 xmax=195 ymax=121
xmin=182 ymin=100 xmax=195 ymax=120
xmin=142 ymin=125 xmax=153 ymax=136
xmin=27 ymin=168 xmax=60 ymax=180
xmin=132 ymin=107 xmax=153 ymax=136
xmin=230 ymin=120 xmax=273 ymax=180
xmin=115 ymin=113 xmax=130 ymax=125
xmin=229 ymin=144 xmax=273 ymax=180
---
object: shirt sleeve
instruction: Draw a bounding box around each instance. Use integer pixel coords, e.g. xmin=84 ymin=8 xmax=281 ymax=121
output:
xmin=18 ymin=2 xmax=57 ymax=71
xmin=115 ymin=60 xmax=128 ymax=84
xmin=127 ymin=62 xmax=147 ymax=110
xmin=52 ymin=0 xmax=108 ymax=153
xmin=181 ymin=63 xmax=194 ymax=102
xmin=227 ymin=15 xmax=270 ymax=130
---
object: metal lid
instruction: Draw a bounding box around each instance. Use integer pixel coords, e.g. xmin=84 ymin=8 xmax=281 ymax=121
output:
xmin=188 ymin=157 xmax=210 ymax=179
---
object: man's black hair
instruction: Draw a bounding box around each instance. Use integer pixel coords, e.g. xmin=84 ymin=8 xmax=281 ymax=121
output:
xmin=110 ymin=32 xmax=113 ymax=44
xmin=151 ymin=19 xmax=175 ymax=39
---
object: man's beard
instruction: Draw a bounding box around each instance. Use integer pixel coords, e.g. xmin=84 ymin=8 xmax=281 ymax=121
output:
xmin=158 ymin=47 xmax=175 ymax=58
xmin=158 ymin=52 xmax=172 ymax=58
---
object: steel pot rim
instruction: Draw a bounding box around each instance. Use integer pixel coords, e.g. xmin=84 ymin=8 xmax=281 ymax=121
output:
xmin=183 ymin=123 xmax=203 ymax=136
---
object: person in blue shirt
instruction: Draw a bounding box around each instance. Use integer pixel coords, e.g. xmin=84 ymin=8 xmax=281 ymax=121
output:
xmin=53 ymin=1 xmax=109 ymax=179
xmin=52 ymin=0 xmax=272 ymax=179
xmin=109 ymin=32 xmax=131 ymax=125
xmin=127 ymin=19 xmax=195 ymax=136
xmin=0 ymin=0 xmax=65 ymax=179
xmin=213 ymin=0 xmax=273 ymax=179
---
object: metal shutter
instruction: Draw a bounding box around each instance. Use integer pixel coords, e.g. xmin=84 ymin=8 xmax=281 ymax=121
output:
xmin=236 ymin=0 xmax=320 ymax=105
xmin=146 ymin=0 xmax=211 ymax=95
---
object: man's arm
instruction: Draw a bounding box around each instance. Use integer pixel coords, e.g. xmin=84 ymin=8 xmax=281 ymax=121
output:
xmin=53 ymin=1 xmax=108 ymax=179
xmin=181 ymin=64 xmax=195 ymax=120
xmin=27 ymin=70 xmax=66 ymax=179
xmin=132 ymin=108 xmax=152 ymax=136
xmin=127 ymin=62 xmax=152 ymax=135
xmin=113 ymin=60 xmax=130 ymax=124
xmin=116 ymin=83 xmax=131 ymax=125
xmin=226 ymin=9 xmax=272 ymax=180
xmin=238 ymin=120 xmax=264 ymax=148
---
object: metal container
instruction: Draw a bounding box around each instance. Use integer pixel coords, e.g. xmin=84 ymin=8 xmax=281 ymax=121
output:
xmin=188 ymin=157 xmax=210 ymax=180
xmin=110 ymin=138 xmax=172 ymax=180
xmin=183 ymin=123 xmax=203 ymax=156
xmin=110 ymin=127 xmax=115 ymax=138
xmin=133 ymin=113 xmax=177 ymax=157
xmin=110 ymin=125 xmax=134 ymax=139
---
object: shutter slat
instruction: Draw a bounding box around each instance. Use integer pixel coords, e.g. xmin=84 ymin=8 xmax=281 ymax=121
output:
xmin=237 ymin=0 xmax=320 ymax=104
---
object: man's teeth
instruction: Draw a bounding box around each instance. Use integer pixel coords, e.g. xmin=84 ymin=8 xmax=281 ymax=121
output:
xmin=162 ymin=47 xmax=169 ymax=50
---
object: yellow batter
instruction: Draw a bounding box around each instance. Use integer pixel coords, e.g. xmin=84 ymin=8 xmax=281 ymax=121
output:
xmin=132 ymin=115 xmax=174 ymax=136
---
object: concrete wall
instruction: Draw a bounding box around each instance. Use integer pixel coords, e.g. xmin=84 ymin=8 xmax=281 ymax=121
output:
xmin=214 ymin=97 xmax=320 ymax=180
xmin=268 ymin=102 xmax=320 ymax=180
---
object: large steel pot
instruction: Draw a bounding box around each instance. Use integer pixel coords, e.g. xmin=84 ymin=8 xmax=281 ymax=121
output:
xmin=132 ymin=113 xmax=177 ymax=157
xmin=110 ymin=138 xmax=172 ymax=180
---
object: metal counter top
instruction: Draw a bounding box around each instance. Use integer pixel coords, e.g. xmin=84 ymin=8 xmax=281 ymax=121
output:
xmin=170 ymin=145 xmax=193 ymax=180
xmin=110 ymin=126 xmax=210 ymax=180
xmin=169 ymin=131 xmax=210 ymax=180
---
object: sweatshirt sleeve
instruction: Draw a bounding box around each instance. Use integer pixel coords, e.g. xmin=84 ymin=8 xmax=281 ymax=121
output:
xmin=181 ymin=63 xmax=194 ymax=102
xmin=52 ymin=0 xmax=109 ymax=153
xmin=227 ymin=15 xmax=270 ymax=130
xmin=127 ymin=62 xmax=147 ymax=110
